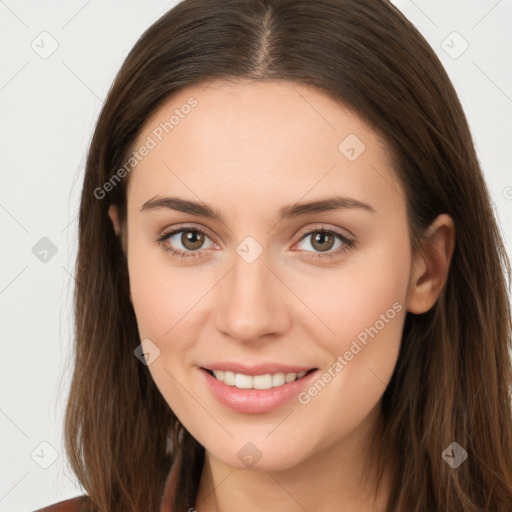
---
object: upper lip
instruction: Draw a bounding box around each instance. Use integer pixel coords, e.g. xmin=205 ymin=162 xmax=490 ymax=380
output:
xmin=201 ymin=362 xmax=317 ymax=376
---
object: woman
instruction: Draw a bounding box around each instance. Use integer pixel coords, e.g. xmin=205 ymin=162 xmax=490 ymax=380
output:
xmin=35 ymin=0 xmax=512 ymax=511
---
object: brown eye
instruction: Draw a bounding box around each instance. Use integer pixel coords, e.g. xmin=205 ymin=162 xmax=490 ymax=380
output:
xmin=310 ymin=231 xmax=336 ymax=252
xmin=157 ymin=227 xmax=215 ymax=258
xmin=294 ymin=226 xmax=354 ymax=260
xmin=180 ymin=230 xmax=205 ymax=251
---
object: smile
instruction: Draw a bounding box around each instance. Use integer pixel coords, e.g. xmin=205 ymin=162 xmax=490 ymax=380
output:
xmin=205 ymin=369 xmax=315 ymax=389
xmin=200 ymin=366 xmax=319 ymax=414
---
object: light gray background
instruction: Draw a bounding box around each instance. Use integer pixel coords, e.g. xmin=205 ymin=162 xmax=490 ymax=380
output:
xmin=1 ymin=1 xmax=511 ymax=511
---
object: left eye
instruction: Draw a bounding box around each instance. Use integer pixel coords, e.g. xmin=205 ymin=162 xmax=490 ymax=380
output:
xmin=296 ymin=229 xmax=347 ymax=253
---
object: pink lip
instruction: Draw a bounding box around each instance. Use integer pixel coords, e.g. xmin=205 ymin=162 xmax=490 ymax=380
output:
xmin=200 ymin=367 xmax=319 ymax=414
xmin=202 ymin=361 xmax=316 ymax=376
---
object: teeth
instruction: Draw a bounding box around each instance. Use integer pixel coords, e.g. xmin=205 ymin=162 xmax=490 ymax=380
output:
xmin=211 ymin=369 xmax=309 ymax=389
xmin=285 ymin=372 xmax=296 ymax=383
xmin=223 ymin=371 xmax=235 ymax=386
xmin=235 ymin=373 xmax=253 ymax=389
xmin=272 ymin=373 xmax=285 ymax=386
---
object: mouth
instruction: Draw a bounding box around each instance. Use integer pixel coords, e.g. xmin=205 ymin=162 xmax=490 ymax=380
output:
xmin=201 ymin=367 xmax=317 ymax=390
xmin=200 ymin=365 xmax=320 ymax=414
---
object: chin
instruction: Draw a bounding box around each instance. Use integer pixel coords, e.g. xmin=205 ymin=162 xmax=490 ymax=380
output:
xmin=201 ymin=434 xmax=315 ymax=472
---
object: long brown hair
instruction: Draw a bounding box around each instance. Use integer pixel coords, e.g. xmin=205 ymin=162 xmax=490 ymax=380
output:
xmin=65 ymin=0 xmax=512 ymax=510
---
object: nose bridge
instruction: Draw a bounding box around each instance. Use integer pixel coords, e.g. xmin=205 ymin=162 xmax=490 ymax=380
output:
xmin=215 ymin=245 xmax=287 ymax=342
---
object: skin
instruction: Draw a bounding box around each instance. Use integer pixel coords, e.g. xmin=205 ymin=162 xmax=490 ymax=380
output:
xmin=108 ymin=79 xmax=455 ymax=512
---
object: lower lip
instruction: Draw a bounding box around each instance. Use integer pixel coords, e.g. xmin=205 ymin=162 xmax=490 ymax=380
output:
xmin=200 ymin=368 xmax=318 ymax=414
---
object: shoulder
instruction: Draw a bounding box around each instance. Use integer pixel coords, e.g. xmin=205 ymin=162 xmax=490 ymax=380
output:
xmin=32 ymin=495 xmax=91 ymax=512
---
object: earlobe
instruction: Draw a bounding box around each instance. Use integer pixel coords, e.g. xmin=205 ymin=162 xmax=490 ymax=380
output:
xmin=406 ymin=214 xmax=456 ymax=314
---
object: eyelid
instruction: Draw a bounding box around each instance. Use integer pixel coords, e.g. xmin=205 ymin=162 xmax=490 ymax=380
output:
xmin=157 ymin=223 xmax=218 ymax=244
xmin=293 ymin=223 xmax=354 ymax=241
xmin=159 ymin=222 xmax=354 ymax=243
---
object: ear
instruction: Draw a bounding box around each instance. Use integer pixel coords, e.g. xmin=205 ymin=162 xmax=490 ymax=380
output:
xmin=107 ymin=204 xmax=133 ymax=305
xmin=108 ymin=203 xmax=128 ymax=256
xmin=406 ymin=213 xmax=456 ymax=314
xmin=108 ymin=204 xmax=121 ymax=236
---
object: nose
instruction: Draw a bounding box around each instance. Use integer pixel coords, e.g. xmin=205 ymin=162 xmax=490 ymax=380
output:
xmin=214 ymin=249 xmax=291 ymax=344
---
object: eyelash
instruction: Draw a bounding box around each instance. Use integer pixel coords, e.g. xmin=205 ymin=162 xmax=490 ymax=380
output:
xmin=156 ymin=224 xmax=355 ymax=261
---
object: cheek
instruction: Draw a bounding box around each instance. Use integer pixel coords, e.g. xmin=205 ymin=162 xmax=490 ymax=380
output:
xmin=126 ymin=244 xmax=210 ymax=417
xmin=292 ymin=229 xmax=410 ymax=350
xmin=295 ymin=231 xmax=410 ymax=402
xmin=127 ymin=238 xmax=216 ymax=356
xmin=290 ymin=255 xmax=409 ymax=453
xmin=127 ymin=254 xmax=173 ymax=340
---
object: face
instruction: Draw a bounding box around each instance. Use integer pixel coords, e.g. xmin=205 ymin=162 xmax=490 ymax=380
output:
xmin=115 ymin=79 xmax=415 ymax=471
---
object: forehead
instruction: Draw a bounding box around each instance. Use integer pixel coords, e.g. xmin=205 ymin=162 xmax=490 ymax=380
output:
xmin=126 ymin=79 xmax=402 ymax=218
xmin=132 ymin=79 xmax=387 ymax=153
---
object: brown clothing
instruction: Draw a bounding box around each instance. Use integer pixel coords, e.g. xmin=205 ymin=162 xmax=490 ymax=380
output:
xmin=32 ymin=461 xmax=179 ymax=512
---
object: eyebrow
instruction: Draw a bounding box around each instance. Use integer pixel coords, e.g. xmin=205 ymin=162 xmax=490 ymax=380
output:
xmin=140 ymin=195 xmax=376 ymax=222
